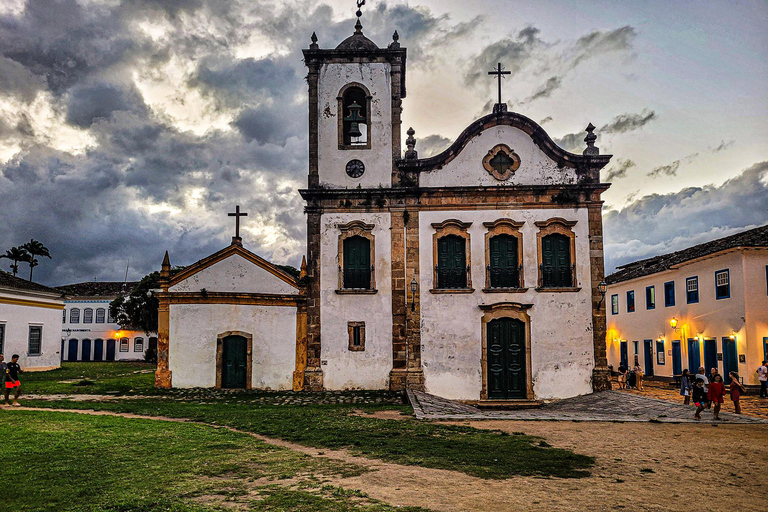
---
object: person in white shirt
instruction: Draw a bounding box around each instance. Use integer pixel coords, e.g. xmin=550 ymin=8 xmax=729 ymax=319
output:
xmin=757 ymin=361 xmax=768 ymax=399
xmin=694 ymin=366 xmax=710 ymax=408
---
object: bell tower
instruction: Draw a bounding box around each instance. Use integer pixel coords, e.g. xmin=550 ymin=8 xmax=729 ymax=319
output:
xmin=303 ymin=11 xmax=407 ymax=189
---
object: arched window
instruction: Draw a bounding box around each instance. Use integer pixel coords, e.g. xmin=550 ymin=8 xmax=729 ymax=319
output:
xmin=70 ymin=308 xmax=80 ymax=324
xmin=343 ymin=236 xmax=371 ymax=289
xmin=83 ymin=308 xmax=93 ymax=323
xmin=488 ymin=234 xmax=520 ymax=288
xmin=437 ymin=235 xmax=467 ymax=289
xmin=95 ymin=308 xmax=105 ymax=323
xmin=134 ymin=337 xmax=144 ymax=353
xmin=541 ymin=233 xmax=572 ymax=287
xmin=119 ymin=338 xmax=129 ymax=352
xmin=338 ymin=84 xmax=370 ymax=149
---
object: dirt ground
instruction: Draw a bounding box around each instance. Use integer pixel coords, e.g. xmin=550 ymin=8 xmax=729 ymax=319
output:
xmin=14 ymin=407 xmax=768 ymax=512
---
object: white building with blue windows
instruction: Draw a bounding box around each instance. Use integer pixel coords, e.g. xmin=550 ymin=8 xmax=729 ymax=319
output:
xmin=605 ymin=225 xmax=768 ymax=387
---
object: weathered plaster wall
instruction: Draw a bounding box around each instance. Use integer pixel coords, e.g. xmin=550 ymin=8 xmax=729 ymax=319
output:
xmin=419 ymin=125 xmax=578 ymax=188
xmin=317 ymin=62 xmax=392 ymax=188
xmin=418 ymin=208 xmax=594 ymax=400
xmin=0 ymin=291 xmax=62 ymax=370
xmin=605 ymin=251 xmax=755 ymax=381
xmin=743 ymin=250 xmax=768 ymax=381
xmin=169 ymin=303 xmax=296 ymax=389
xmin=170 ymin=254 xmax=296 ymax=295
xmin=319 ymin=212 xmax=393 ymax=389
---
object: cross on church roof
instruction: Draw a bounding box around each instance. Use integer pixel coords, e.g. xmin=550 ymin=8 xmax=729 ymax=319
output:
xmin=488 ymin=63 xmax=511 ymax=113
xmin=228 ymin=205 xmax=248 ymax=244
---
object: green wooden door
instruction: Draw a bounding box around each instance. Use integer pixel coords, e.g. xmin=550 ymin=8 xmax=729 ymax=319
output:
xmin=542 ymin=234 xmax=571 ymax=287
xmin=222 ymin=335 xmax=247 ymax=388
xmin=437 ymin=235 xmax=466 ymax=288
xmin=487 ymin=318 xmax=527 ymax=399
xmin=343 ymin=236 xmax=371 ymax=289
xmin=489 ymin=235 xmax=519 ymax=288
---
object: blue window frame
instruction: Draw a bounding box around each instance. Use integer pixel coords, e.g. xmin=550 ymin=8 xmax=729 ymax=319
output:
xmin=626 ymin=290 xmax=635 ymax=312
xmin=611 ymin=294 xmax=619 ymax=315
xmin=686 ymin=277 xmax=699 ymax=304
xmin=715 ymin=269 xmax=730 ymax=299
xmin=664 ymin=281 xmax=675 ymax=307
xmin=656 ymin=340 xmax=665 ymax=365
xmin=646 ymin=286 xmax=655 ymax=310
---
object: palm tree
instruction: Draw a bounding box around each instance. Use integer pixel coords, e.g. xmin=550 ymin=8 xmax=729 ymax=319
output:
xmin=22 ymin=239 xmax=51 ymax=281
xmin=0 ymin=246 xmax=31 ymax=276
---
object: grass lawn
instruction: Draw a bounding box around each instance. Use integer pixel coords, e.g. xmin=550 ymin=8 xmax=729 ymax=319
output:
xmin=0 ymin=410 xmax=429 ymax=512
xmin=23 ymin=362 xmax=156 ymax=395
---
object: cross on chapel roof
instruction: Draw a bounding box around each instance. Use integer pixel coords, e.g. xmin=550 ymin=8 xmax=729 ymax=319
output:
xmin=488 ymin=63 xmax=511 ymax=113
xmin=228 ymin=205 xmax=248 ymax=246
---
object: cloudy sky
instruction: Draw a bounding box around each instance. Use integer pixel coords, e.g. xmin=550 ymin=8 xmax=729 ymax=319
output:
xmin=1 ymin=0 xmax=766 ymax=285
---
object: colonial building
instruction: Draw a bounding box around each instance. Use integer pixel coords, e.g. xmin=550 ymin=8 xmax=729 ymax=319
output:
xmin=606 ymin=225 xmax=768 ymax=386
xmin=0 ymin=270 xmax=63 ymax=370
xmin=55 ymin=281 xmax=157 ymax=362
xmin=157 ymin=13 xmax=613 ymax=401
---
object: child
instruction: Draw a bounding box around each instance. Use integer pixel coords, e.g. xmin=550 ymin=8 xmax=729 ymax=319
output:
xmin=680 ymin=369 xmax=693 ymax=405
xmin=729 ymin=372 xmax=746 ymax=414
xmin=708 ymin=374 xmax=725 ymax=420
xmin=617 ymin=365 xmax=627 ymax=390
xmin=4 ymin=354 xmax=23 ymax=406
xmin=634 ymin=364 xmax=645 ymax=391
xmin=692 ymin=378 xmax=707 ymax=420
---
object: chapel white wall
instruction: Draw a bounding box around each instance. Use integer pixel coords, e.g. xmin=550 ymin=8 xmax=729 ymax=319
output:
xmin=319 ymin=212 xmax=393 ymax=389
xmin=170 ymin=254 xmax=297 ymax=294
xmin=418 ymin=208 xmax=594 ymax=400
xmin=0 ymin=291 xmax=62 ymax=370
xmin=317 ymin=62 xmax=392 ymax=189
xmin=168 ymin=303 xmax=297 ymax=389
xmin=419 ymin=126 xmax=578 ymax=188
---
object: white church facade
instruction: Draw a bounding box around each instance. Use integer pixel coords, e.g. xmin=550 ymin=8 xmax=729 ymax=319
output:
xmin=156 ymin=15 xmax=614 ymax=401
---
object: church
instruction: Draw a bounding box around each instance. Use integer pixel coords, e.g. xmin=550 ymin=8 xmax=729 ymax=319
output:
xmin=156 ymin=12 xmax=614 ymax=402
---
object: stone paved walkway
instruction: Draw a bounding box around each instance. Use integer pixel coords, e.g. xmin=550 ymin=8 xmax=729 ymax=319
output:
xmin=407 ymin=389 xmax=768 ymax=423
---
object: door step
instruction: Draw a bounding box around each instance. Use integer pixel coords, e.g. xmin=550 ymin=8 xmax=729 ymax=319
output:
xmin=476 ymin=400 xmax=542 ymax=410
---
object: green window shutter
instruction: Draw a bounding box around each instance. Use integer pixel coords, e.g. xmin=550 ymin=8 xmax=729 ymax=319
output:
xmin=489 ymin=235 xmax=519 ymax=288
xmin=343 ymin=236 xmax=371 ymax=289
xmin=541 ymin=234 xmax=572 ymax=287
xmin=437 ymin=235 xmax=467 ymax=288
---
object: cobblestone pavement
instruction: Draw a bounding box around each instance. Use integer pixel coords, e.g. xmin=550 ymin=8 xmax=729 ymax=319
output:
xmin=616 ymin=378 xmax=768 ymax=420
xmin=407 ymin=389 xmax=768 ymax=423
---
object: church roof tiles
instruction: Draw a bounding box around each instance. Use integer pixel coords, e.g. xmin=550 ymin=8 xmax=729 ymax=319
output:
xmin=55 ymin=281 xmax=138 ymax=298
xmin=0 ymin=270 xmax=62 ymax=295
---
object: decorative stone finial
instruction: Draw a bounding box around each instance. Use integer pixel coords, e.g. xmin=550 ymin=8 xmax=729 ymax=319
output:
xmin=405 ymin=127 xmax=418 ymax=160
xmin=389 ymin=30 xmax=400 ymax=49
xmin=160 ymin=250 xmax=171 ymax=289
xmin=583 ymin=122 xmax=599 ymax=156
xmin=354 ymin=0 xmax=365 ymax=33
xmin=310 ymin=32 xmax=318 ymax=50
xmin=299 ymin=256 xmax=307 ymax=280
xmin=354 ymin=18 xmax=363 ymax=35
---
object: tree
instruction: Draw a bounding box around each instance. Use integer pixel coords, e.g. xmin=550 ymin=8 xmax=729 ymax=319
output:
xmin=109 ymin=266 xmax=185 ymax=335
xmin=21 ymin=239 xmax=51 ymax=281
xmin=0 ymin=246 xmax=31 ymax=277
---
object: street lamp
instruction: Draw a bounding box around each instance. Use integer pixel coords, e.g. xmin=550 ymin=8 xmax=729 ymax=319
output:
xmin=597 ymin=280 xmax=607 ymax=308
xmin=670 ymin=317 xmax=678 ymax=329
xmin=410 ymin=276 xmax=417 ymax=312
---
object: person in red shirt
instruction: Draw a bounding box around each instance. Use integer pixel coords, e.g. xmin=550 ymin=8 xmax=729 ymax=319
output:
xmin=707 ymin=373 xmax=726 ymax=420
xmin=729 ymin=371 xmax=746 ymax=414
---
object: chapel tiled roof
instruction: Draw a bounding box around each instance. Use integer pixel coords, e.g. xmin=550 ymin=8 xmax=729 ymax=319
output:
xmin=0 ymin=270 xmax=62 ymax=295
xmin=606 ymin=224 xmax=768 ymax=285
xmin=55 ymin=281 xmax=138 ymax=298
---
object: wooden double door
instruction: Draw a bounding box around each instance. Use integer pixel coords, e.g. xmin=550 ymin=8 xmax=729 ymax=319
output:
xmin=221 ymin=335 xmax=248 ymax=389
xmin=487 ymin=318 xmax=527 ymax=399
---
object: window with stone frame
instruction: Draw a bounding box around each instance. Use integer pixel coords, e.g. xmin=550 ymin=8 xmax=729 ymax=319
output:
xmin=347 ymin=322 xmax=365 ymax=351
xmin=119 ymin=337 xmax=129 ymax=352
xmin=134 ymin=337 xmax=144 ymax=353
xmin=337 ymin=221 xmax=376 ymax=293
xmin=431 ymin=219 xmax=472 ymax=292
xmin=70 ymin=308 xmax=80 ymax=324
xmin=483 ymin=219 xmax=524 ymax=291
xmin=535 ymin=218 xmax=577 ymax=290
xmin=28 ymin=325 xmax=42 ymax=356
xmin=0 ymin=323 xmax=4 ymax=354
xmin=83 ymin=308 xmax=93 ymax=323
xmin=95 ymin=308 xmax=106 ymax=323
xmin=338 ymin=83 xmax=371 ymax=149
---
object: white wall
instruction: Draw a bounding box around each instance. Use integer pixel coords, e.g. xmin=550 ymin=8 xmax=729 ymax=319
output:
xmin=169 ymin=303 xmax=297 ymax=389
xmin=319 ymin=212 xmax=393 ymax=389
xmin=419 ymin=125 xmax=578 ymax=188
xmin=743 ymin=250 xmax=768 ymax=381
xmin=317 ymin=62 xmax=393 ymax=189
xmin=418 ymin=208 xmax=594 ymax=400
xmin=0 ymin=290 xmax=62 ymax=370
xmin=170 ymin=254 xmax=296 ymax=294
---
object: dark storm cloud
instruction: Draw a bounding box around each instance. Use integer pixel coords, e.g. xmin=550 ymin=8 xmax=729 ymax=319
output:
xmin=522 ymin=76 xmax=562 ymax=104
xmin=554 ymin=109 xmax=657 ymax=152
xmin=465 ymin=26 xmax=542 ymax=85
xmin=569 ymin=26 xmax=636 ymax=67
xmin=603 ymin=161 xmax=768 ymax=272
xmin=66 ymin=82 xmax=148 ymax=127
xmin=0 ymin=56 xmax=46 ymax=102
xmin=604 ymin=158 xmax=635 ymax=181
xmin=233 ymin=105 xmax=302 ymax=146
xmin=194 ymin=56 xmax=297 ymax=106
xmin=647 ymin=159 xmax=681 ymax=178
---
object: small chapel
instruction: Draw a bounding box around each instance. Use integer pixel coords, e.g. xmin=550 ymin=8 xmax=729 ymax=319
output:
xmin=156 ymin=9 xmax=614 ymax=402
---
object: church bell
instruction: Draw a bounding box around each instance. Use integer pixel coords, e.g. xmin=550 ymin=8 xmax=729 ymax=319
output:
xmin=344 ymin=101 xmax=365 ymax=139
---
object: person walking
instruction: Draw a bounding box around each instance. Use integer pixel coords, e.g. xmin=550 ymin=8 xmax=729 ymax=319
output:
xmin=680 ymin=369 xmax=693 ymax=405
xmin=756 ymin=361 xmax=768 ymax=399
xmin=692 ymin=378 xmax=708 ymax=420
xmin=0 ymin=354 xmax=6 ymax=408
xmin=708 ymin=374 xmax=726 ymax=420
xmin=3 ymin=354 xmax=23 ymax=406
xmin=634 ymin=364 xmax=644 ymax=391
xmin=729 ymin=372 xmax=746 ymax=415
xmin=695 ymin=366 xmax=710 ymax=409
xmin=617 ymin=364 xmax=627 ymax=390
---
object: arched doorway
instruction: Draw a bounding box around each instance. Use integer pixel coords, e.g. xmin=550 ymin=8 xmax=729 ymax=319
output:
xmin=486 ymin=318 xmax=526 ymax=399
xmin=216 ymin=331 xmax=253 ymax=389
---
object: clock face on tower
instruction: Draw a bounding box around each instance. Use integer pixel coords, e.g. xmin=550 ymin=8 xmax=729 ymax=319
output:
xmin=345 ymin=159 xmax=365 ymax=178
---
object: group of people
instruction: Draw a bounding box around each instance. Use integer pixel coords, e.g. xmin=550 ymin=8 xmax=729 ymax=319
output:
xmin=678 ymin=366 xmax=745 ymax=420
xmin=615 ymin=364 xmax=644 ymax=390
xmin=0 ymin=354 xmax=23 ymax=407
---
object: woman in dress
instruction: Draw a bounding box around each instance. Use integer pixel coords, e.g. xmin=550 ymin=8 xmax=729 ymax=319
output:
xmin=708 ymin=373 xmax=726 ymax=420
xmin=633 ymin=364 xmax=644 ymax=391
xmin=729 ymin=372 xmax=746 ymax=414
xmin=679 ymin=369 xmax=692 ymax=405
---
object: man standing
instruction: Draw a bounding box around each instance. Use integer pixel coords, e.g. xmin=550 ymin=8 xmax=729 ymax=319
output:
xmin=695 ymin=366 xmax=710 ymax=408
xmin=0 ymin=354 xmax=7 ymax=407
xmin=757 ymin=361 xmax=768 ymax=399
xmin=4 ymin=354 xmax=22 ymax=406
